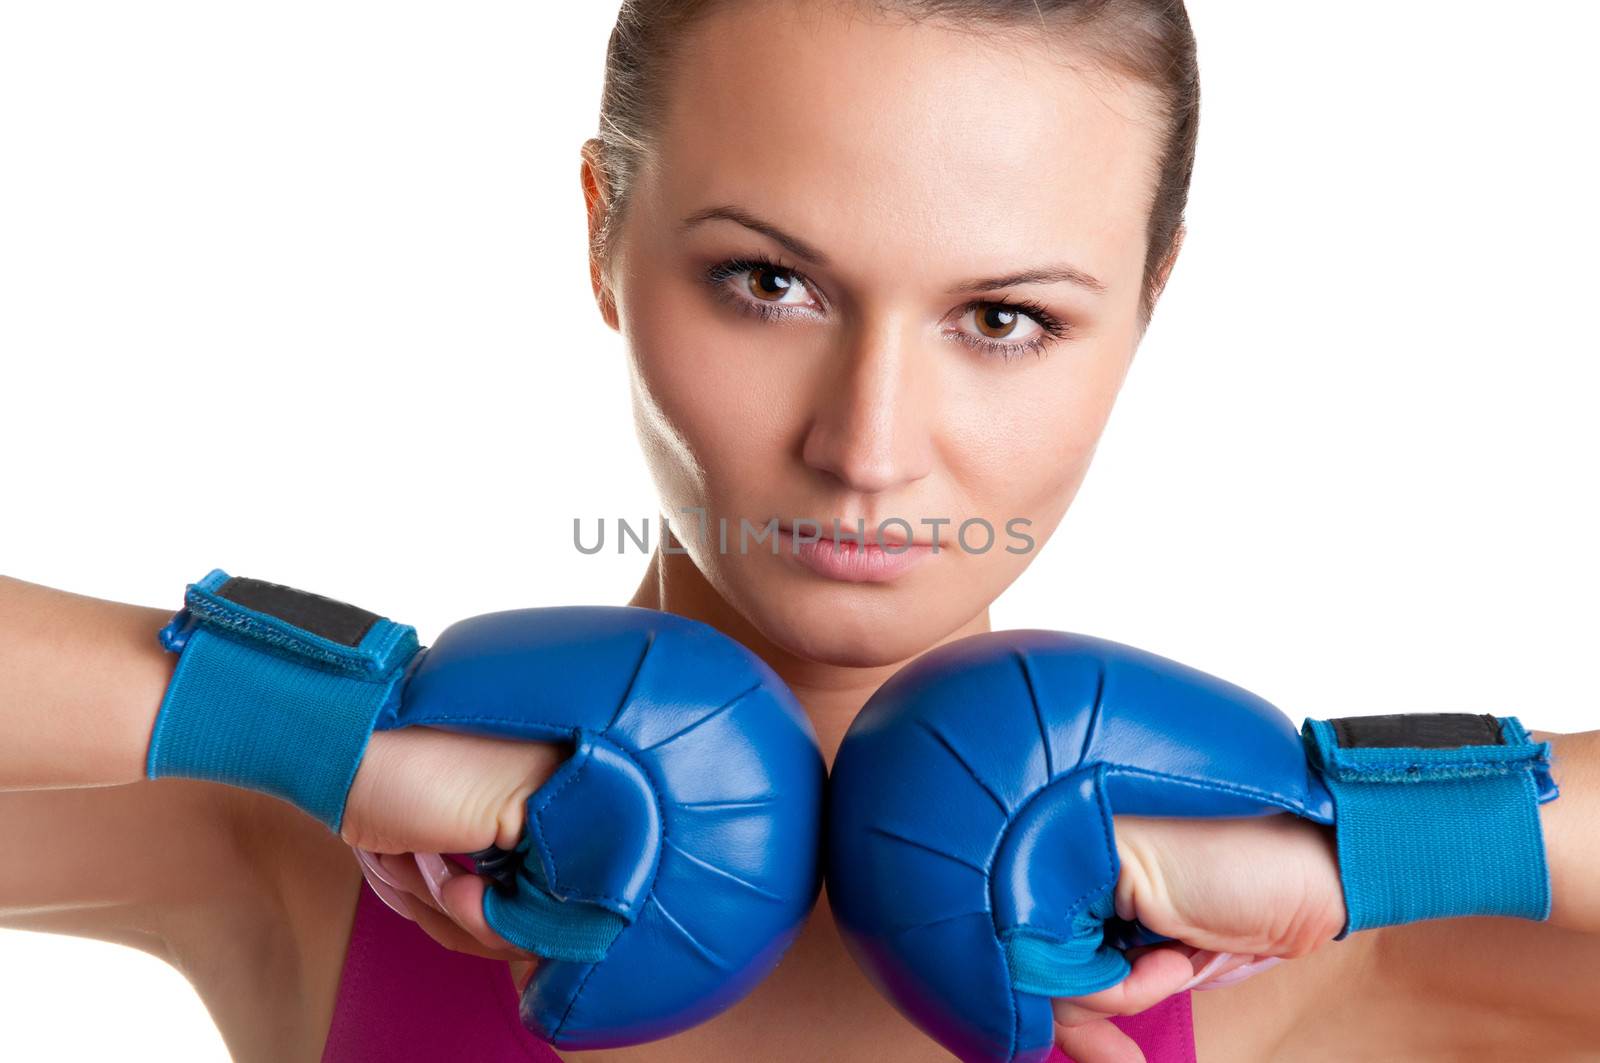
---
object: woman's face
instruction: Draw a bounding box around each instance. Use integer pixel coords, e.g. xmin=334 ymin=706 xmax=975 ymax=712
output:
xmin=596 ymin=1 xmax=1172 ymax=667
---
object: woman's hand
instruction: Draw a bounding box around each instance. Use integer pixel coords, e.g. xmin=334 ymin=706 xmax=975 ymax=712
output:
xmin=1053 ymin=812 xmax=1348 ymax=1063
xmin=338 ymin=725 xmax=567 ymax=964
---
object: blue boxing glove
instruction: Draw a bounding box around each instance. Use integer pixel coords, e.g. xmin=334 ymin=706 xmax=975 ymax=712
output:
xmin=827 ymin=629 xmax=1558 ymax=1063
xmin=146 ymin=569 xmax=825 ymax=1049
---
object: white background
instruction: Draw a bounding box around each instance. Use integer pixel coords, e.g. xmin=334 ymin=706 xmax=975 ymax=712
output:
xmin=3 ymin=2 xmax=1596 ymax=1058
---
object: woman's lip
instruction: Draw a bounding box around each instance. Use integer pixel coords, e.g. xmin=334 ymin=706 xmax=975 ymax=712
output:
xmin=773 ymin=522 xmax=932 ymax=548
xmin=774 ymin=527 xmax=934 ymax=584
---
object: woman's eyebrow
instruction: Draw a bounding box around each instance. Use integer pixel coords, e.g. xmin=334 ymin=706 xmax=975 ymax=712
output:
xmin=946 ymin=264 xmax=1107 ymax=296
xmin=680 ymin=205 xmax=831 ymax=266
xmin=680 ymin=203 xmax=1107 ymax=295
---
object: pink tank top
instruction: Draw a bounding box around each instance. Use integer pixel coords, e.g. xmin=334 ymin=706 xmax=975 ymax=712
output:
xmin=321 ymin=879 xmax=1196 ymax=1062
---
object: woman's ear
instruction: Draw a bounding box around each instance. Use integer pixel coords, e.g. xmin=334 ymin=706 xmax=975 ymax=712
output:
xmin=1149 ymin=223 xmax=1186 ymax=307
xmin=580 ymin=138 xmax=620 ymax=332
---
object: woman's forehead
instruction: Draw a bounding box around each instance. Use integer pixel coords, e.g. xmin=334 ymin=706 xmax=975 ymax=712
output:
xmin=647 ymin=1 xmax=1164 ymax=284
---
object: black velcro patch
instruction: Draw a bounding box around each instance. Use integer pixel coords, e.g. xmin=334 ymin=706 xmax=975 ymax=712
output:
xmin=1331 ymin=713 xmax=1503 ymax=750
xmin=216 ymin=577 xmax=380 ymax=648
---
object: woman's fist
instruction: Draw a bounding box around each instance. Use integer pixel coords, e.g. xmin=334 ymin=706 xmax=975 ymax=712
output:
xmin=338 ymin=726 xmax=566 ymax=967
xmin=1052 ymin=812 xmax=1347 ymax=1063
xmin=1113 ymin=811 xmax=1346 ymax=962
xmin=341 ymin=725 xmax=565 ymax=855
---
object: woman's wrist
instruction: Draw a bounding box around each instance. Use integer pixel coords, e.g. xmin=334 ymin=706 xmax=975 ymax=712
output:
xmin=1528 ymin=729 xmax=1597 ymax=933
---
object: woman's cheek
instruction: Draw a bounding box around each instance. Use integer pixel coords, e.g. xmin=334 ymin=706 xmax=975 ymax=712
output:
xmin=630 ymin=338 xmax=800 ymax=532
xmin=628 ymin=361 xmax=705 ymax=515
xmin=946 ymin=382 xmax=1108 ymax=568
xmin=955 ymin=369 xmax=1087 ymax=473
xmin=624 ymin=286 xmax=733 ymax=490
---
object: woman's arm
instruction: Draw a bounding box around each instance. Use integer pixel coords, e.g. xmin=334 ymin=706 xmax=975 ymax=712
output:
xmin=0 ymin=575 xmax=274 ymax=959
xmin=0 ymin=575 xmax=174 ymax=790
xmin=1363 ymin=729 xmax=1600 ymax=1049
xmin=0 ymin=570 xmax=357 ymax=1060
xmin=0 ymin=574 xmax=561 ymax=1060
xmin=0 ymin=571 xmax=563 ymax=958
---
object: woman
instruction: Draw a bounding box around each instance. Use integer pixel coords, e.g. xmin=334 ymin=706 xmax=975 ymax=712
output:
xmin=3 ymin=1 xmax=1597 ymax=1061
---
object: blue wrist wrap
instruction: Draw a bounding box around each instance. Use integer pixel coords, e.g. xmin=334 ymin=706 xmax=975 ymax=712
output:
xmin=1301 ymin=713 xmax=1557 ymax=939
xmin=146 ymin=568 xmax=421 ymax=832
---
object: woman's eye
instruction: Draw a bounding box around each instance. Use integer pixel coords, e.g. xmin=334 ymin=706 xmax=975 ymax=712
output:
xmin=946 ymin=300 xmax=1067 ymax=361
xmin=964 ymin=304 xmax=1044 ymax=344
xmin=705 ymin=258 xmax=822 ymax=320
xmin=745 ymin=265 xmax=810 ymax=305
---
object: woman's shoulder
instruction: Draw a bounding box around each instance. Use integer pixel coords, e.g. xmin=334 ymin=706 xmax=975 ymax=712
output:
xmin=164 ymin=787 xmax=363 ymax=1063
xmin=1192 ymin=920 xmax=1600 ymax=1061
xmin=1371 ymin=917 xmax=1600 ymax=1053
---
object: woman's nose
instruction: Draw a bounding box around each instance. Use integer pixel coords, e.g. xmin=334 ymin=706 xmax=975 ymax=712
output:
xmin=799 ymin=316 xmax=935 ymax=494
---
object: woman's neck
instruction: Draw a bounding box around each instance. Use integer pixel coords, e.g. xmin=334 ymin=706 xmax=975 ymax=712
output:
xmin=627 ymin=547 xmax=989 ymax=767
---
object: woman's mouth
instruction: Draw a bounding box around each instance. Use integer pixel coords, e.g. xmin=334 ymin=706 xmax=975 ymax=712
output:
xmin=773 ymin=524 xmax=935 ymax=584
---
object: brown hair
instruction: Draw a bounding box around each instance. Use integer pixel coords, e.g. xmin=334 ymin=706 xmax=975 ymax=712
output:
xmin=587 ymin=0 xmax=1198 ymax=323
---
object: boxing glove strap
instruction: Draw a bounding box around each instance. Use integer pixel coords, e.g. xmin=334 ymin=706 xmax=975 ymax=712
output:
xmin=1301 ymin=713 xmax=1556 ymax=939
xmin=478 ymin=839 xmax=628 ymax=963
xmin=468 ymin=729 xmax=652 ymax=962
xmin=147 ymin=569 xmax=420 ymax=832
xmin=1006 ymin=892 xmax=1130 ymax=998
